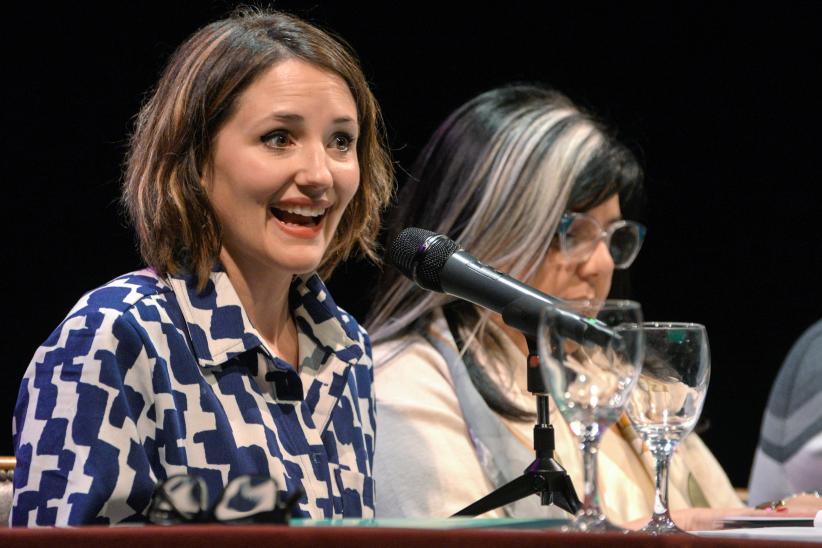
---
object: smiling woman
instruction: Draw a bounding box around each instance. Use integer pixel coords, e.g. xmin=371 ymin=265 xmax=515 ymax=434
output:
xmin=11 ymin=9 xmax=392 ymax=526
xmin=209 ymin=59 xmax=360 ymax=273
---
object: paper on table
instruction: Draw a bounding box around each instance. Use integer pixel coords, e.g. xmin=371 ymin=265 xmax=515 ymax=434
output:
xmin=694 ymin=510 xmax=822 ymax=543
xmin=719 ymin=509 xmax=822 ymax=529
xmin=694 ymin=527 xmax=822 ymax=542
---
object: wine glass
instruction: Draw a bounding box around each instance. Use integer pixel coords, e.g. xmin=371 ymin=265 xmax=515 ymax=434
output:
xmin=625 ymin=322 xmax=710 ymax=534
xmin=537 ymin=299 xmax=643 ymax=532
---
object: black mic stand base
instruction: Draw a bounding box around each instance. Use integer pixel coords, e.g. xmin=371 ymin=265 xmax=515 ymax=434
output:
xmin=451 ymin=446 xmax=581 ymax=517
xmin=451 ymin=337 xmax=581 ymax=518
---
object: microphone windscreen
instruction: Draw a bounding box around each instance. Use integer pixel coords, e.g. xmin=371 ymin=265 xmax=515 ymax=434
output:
xmin=386 ymin=228 xmax=459 ymax=291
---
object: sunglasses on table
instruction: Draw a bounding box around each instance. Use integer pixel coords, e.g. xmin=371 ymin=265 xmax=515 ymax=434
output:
xmin=147 ymin=474 xmax=304 ymax=525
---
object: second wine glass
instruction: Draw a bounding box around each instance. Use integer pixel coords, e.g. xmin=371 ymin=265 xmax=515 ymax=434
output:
xmin=625 ymin=322 xmax=711 ymax=535
xmin=537 ymin=299 xmax=643 ymax=532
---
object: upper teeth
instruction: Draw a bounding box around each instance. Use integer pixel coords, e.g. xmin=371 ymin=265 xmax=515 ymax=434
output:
xmin=277 ymin=205 xmax=326 ymax=217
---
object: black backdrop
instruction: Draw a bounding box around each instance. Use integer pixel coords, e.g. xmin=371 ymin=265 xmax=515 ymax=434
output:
xmin=5 ymin=2 xmax=821 ymax=489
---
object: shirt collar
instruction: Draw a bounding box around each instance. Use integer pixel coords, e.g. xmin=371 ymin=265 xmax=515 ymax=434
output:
xmin=167 ymin=267 xmax=360 ymax=370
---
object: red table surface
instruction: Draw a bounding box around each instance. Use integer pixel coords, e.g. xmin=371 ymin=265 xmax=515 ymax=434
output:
xmin=0 ymin=525 xmax=813 ymax=548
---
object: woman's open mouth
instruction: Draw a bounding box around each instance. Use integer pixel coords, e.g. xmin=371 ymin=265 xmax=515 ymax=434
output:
xmin=270 ymin=204 xmax=328 ymax=227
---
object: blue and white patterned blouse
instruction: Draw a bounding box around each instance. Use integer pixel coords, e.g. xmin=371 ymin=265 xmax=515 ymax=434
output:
xmin=11 ymin=268 xmax=375 ymax=525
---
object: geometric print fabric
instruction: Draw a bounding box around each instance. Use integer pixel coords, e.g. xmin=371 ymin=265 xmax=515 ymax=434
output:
xmin=12 ymin=267 xmax=375 ymax=525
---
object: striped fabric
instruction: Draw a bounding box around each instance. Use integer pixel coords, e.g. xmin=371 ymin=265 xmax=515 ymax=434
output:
xmin=748 ymin=319 xmax=822 ymax=505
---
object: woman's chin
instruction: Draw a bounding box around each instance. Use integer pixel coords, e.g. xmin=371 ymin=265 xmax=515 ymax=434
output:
xmin=220 ymin=245 xmax=324 ymax=278
xmin=261 ymin=238 xmax=328 ymax=275
xmin=275 ymin=257 xmax=324 ymax=277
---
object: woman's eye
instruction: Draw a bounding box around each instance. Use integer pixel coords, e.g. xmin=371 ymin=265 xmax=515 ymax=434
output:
xmin=331 ymin=133 xmax=354 ymax=152
xmin=261 ymin=131 xmax=291 ymax=149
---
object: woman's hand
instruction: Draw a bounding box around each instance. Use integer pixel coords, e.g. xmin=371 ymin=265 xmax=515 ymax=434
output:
xmin=758 ymin=492 xmax=822 ymax=515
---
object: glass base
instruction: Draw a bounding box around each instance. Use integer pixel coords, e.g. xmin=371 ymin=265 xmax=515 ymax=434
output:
xmin=563 ymin=510 xmax=626 ymax=533
xmin=639 ymin=514 xmax=687 ymax=535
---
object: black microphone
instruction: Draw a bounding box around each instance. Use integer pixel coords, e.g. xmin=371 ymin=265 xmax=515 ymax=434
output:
xmin=386 ymin=227 xmax=616 ymax=347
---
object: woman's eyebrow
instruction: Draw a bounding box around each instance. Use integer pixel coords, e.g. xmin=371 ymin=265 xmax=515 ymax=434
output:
xmin=270 ymin=112 xmax=304 ymax=123
xmin=262 ymin=112 xmax=357 ymax=127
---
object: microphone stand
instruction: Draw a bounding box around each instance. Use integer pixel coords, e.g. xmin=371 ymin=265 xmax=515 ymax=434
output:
xmin=451 ymin=336 xmax=581 ymax=517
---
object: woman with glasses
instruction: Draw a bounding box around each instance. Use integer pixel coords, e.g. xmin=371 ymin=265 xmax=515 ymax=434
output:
xmin=367 ymin=85 xmax=741 ymax=525
xmin=12 ymin=9 xmax=392 ymax=525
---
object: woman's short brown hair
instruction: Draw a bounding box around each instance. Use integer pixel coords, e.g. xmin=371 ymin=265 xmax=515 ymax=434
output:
xmin=123 ymin=8 xmax=393 ymax=290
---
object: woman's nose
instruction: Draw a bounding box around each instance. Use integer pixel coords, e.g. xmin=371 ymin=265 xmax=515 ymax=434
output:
xmin=580 ymin=239 xmax=615 ymax=278
xmin=294 ymin=143 xmax=333 ymax=193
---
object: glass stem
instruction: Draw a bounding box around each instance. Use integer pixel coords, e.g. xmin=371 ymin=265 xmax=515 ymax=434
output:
xmin=650 ymin=448 xmax=673 ymax=522
xmin=580 ymin=436 xmax=603 ymax=515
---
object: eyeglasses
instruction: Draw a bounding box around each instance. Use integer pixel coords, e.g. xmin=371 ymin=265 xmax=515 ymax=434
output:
xmin=147 ymin=474 xmax=303 ymax=525
xmin=557 ymin=212 xmax=646 ymax=269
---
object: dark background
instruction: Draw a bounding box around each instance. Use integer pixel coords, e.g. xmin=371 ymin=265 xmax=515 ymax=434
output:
xmin=5 ymin=2 xmax=821 ymax=489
